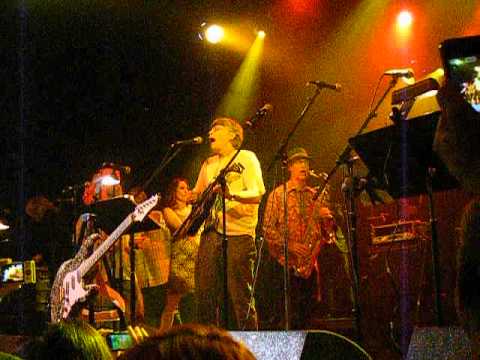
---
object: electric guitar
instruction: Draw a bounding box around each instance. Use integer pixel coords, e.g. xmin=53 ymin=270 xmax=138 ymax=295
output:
xmin=172 ymin=162 xmax=245 ymax=240
xmin=50 ymin=194 xmax=159 ymax=323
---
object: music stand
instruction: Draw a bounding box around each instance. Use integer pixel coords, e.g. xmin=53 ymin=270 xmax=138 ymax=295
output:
xmin=89 ymin=195 xmax=159 ymax=324
xmin=349 ymin=112 xmax=458 ymax=198
xmin=349 ymin=111 xmax=459 ymax=325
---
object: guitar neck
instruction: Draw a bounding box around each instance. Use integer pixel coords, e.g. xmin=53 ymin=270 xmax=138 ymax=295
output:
xmin=78 ymin=214 xmax=133 ymax=278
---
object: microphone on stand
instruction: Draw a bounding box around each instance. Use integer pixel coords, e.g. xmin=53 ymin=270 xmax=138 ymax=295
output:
xmin=171 ymin=136 xmax=204 ymax=147
xmin=309 ymin=170 xmax=328 ymax=181
xmin=384 ymin=68 xmax=414 ymax=79
xmin=307 ymin=80 xmax=342 ymax=92
xmin=245 ymin=103 xmax=273 ymax=128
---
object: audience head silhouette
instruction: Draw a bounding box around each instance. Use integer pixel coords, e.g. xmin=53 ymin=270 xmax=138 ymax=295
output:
xmin=25 ymin=320 xmax=112 ymax=360
xmin=119 ymin=323 xmax=256 ymax=360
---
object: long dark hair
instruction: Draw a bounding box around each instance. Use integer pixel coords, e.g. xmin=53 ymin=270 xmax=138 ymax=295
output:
xmin=161 ymin=177 xmax=189 ymax=209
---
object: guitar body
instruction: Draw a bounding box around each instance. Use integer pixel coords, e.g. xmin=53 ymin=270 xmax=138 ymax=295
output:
xmin=174 ymin=164 xmax=244 ymax=240
xmin=49 ymin=194 xmax=159 ymax=323
xmin=50 ymin=234 xmax=97 ymax=323
xmin=185 ymin=190 xmax=217 ymax=237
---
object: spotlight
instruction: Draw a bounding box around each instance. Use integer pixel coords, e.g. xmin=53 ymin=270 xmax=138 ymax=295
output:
xmin=397 ymin=10 xmax=413 ymax=29
xmin=257 ymin=30 xmax=266 ymax=39
xmin=199 ymin=23 xmax=225 ymax=44
xmin=99 ymin=174 xmax=120 ymax=186
xmin=97 ymin=163 xmax=121 ymax=186
xmin=0 ymin=220 xmax=9 ymax=231
xmin=0 ymin=210 xmax=10 ymax=231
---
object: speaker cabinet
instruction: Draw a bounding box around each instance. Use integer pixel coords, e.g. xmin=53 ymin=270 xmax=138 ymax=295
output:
xmin=406 ymin=326 xmax=472 ymax=360
xmin=229 ymin=331 xmax=372 ymax=360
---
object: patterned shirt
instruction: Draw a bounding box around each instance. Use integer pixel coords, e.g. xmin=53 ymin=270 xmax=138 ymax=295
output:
xmin=263 ymin=181 xmax=330 ymax=268
xmin=116 ymin=210 xmax=171 ymax=288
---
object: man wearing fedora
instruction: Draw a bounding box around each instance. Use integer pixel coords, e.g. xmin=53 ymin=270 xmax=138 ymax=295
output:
xmin=262 ymin=147 xmax=338 ymax=329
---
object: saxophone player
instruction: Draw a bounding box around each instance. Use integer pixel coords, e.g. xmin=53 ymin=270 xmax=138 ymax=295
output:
xmin=262 ymin=147 xmax=339 ymax=329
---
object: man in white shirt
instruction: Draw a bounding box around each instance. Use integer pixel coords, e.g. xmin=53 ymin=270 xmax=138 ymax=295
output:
xmin=193 ymin=117 xmax=265 ymax=330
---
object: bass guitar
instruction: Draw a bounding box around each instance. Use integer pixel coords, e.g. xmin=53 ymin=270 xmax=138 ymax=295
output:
xmin=50 ymin=194 xmax=159 ymax=323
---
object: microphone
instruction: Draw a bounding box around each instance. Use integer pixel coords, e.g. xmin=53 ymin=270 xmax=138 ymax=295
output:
xmin=172 ymin=136 xmax=204 ymax=147
xmin=384 ymin=68 xmax=414 ymax=79
xmin=245 ymin=103 xmax=273 ymax=127
xmin=309 ymin=170 xmax=328 ymax=181
xmin=307 ymin=80 xmax=342 ymax=92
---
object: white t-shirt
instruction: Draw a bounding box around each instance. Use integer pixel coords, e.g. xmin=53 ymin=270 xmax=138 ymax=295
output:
xmin=194 ymin=149 xmax=266 ymax=237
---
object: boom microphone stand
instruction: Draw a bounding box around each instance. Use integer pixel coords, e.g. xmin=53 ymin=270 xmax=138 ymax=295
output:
xmin=318 ymin=75 xmax=400 ymax=339
xmin=125 ymin=142 xmax=188 ymax=324
xmin=266 ymin=85 xmax=325 ymax=330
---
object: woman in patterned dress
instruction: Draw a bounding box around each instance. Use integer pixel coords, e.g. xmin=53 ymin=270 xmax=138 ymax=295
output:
xmin=160 ymin=177 xmax=200 ymax=330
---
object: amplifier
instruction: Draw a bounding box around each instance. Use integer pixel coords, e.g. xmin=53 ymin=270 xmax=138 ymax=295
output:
xmin=370 ymin=220 xmax=428 ymax=245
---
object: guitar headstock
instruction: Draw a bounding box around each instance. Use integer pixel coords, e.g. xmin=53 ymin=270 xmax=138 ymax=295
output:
xmin=132 ymin=194 xmax=160 ymax=222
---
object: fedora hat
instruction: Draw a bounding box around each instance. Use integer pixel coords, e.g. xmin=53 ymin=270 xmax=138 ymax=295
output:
xmin=287 ymin=147 xmax=311 ymax=163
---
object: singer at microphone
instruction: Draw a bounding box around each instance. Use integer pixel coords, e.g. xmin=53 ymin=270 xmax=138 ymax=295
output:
xmin=171 ymin=136 xmax=204 ymax=147
xmin=245 ymin=103 xmax=273 ymax=127
xmin=307 ymin=80 xmax=342 ymax=92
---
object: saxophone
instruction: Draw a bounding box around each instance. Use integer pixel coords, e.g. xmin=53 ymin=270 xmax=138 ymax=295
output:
xmin=292 ymin=186 xmax=337 ymax=279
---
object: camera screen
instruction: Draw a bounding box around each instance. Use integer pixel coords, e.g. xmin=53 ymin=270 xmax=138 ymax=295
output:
xmin=1 ymin=262 xmax=24 ymax=283
xmin=107 ymin=333 xmax=133 ymax=351
xmin=448 ymin=55 xmax=480 ymax=112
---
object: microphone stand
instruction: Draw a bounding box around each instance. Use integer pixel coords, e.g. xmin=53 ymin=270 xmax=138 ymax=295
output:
xmin=61 ymin=182 xmax=88 ymax=250
xmin=126 ymin=143 xmax=185 ymax=324
xmin=318 ymin=76 xmax=399 ymax=339
xmin=136 ymin=144 xmax=184 ymax=193
xmin=200 ymin=134 xmax=255 ymax=329
xmin=266 ymin=85 xmax=323 ymax=330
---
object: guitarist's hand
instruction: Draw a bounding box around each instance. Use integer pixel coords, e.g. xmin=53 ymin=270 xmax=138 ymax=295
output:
xmin=288 ymin=243 xmax=310 ymax=258
xmin=84 ymin=283 xmax=100 ymax=299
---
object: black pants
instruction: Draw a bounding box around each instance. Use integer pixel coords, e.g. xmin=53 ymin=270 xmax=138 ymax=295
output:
xmin=195 ymin=230 xmax=258 ymax=330
xmin=257 ymin=254 xmax=317 ymax=330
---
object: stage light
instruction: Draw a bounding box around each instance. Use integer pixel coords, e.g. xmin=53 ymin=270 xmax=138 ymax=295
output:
xmin=96 ymin=163 xmax=121 ymax=186
xmin=0 ymin=220 xmax=9 ymax=231
xmin=204 ymin=24 xmax=225 ymax=44
xmin=257 ymin=30 xmax=266 ymax=39
xmin=99 ymin=174 xmax=120 ymax=186
xmin=0 ymin=209 xmax=11 ymax=231
xmin=397 ymin=10 xmax=413 ymax=29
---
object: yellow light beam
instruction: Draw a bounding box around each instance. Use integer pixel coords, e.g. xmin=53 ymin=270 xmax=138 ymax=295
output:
xmin=216 ymin=34 xmax=265 ymax=123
